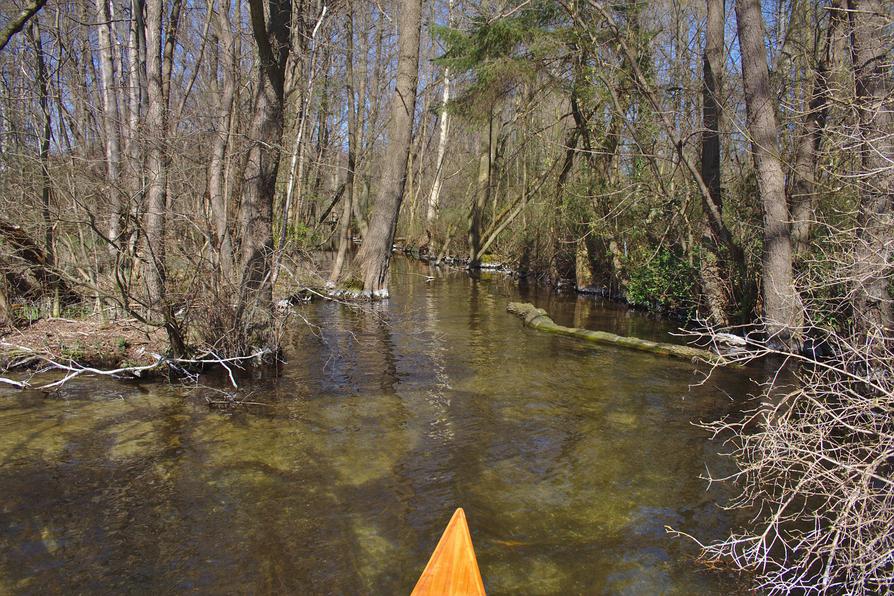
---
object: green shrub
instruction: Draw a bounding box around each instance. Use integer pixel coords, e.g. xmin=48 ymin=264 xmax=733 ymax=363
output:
xmin=625 ymin=248 xmax=696 ymax=317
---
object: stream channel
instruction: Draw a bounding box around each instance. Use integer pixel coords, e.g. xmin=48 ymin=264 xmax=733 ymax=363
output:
xmin=0 ymin=258 xmax=764 ymax=594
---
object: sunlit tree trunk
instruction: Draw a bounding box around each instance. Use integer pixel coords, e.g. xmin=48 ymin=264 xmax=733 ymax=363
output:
xmin=143 ymin=0 xmax=167 ymax=317
xmin=736 ymin=0 xmax=804 ymax=347
xmin=426 ymin=0 xmax=453 ymax=230
xmin=426 ymin=66 xmax=450 ymax=226
xmin=124 ymin=0 xmax=145 ymax=230
xmin=160 ymin=0 xmax=182 ymax=108
xmin=94 ymin=0 xmax=124 ymax=255
xmin=354 ymin=0 xmax=423 ymax=296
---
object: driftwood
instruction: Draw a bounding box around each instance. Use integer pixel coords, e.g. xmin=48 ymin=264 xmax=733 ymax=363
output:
xmin=0 ymin=341 xmax=272 ymax=390
xmin=506 ymin=302 xmax=723 ymax=363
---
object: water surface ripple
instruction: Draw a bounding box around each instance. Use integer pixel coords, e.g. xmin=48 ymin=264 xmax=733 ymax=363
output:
xmin=0 ymin=259 xmax=755 ymax=594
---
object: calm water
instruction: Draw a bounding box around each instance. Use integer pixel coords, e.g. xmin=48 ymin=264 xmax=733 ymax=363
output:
xmin=0 ymin=259 xmax=757 ymax=594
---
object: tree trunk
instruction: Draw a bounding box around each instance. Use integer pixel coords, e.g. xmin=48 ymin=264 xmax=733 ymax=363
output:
xmin=426 ymin=65 xmax=450 ymax=226
xmin=426 ymin=0 xmax=454 ymax=229
xmin=469 ymin=111 xmax=496 ymax=267
xmin=789 ymin=0 xmax=841 ymax=256
xmin=125 ymin=0 xmax=145 ymax=247
xmin=274 ymin=6 xmax=327 ymax=287
xmin=329 ymin=10 xmax=359 ymax=286
xmin=353 ymin=0 xmax=423 ymax=297
xmin=736 ymin=0 xmax=803 ymax=348
xmin=94 ymin=0 xmax=124 ymax=255
xmin=468 ymin=137 xmax=487 ymax=266
xmin=208 ymin=0 xmax=237 ymax=278
xmin=28 ymin=19 xmax=53 ymax=263
xmin=698 ymin=0 xmax=730 ymax=326
xmin=143 ymin=0 xmax=167 ymax=317
xmin=846 ymin=0 xmax=893 ymax=345
xmin=238 ymin=0 xmax=290 ymax=348
xmin=160 ymin=0 xmax=182 ymax=108
xmin=281 ymin=53 xmax=313 ymax=237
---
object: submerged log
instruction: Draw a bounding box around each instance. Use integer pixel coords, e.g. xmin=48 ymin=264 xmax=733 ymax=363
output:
xmin=506 ymin=302 xmax=722 ymax=363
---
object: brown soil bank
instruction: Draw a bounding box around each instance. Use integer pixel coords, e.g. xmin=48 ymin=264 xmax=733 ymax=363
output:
xmin=0 ymin=318 xmax=166 ymax=369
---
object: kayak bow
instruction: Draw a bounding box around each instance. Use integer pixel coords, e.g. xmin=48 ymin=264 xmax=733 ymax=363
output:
xmin=411 ymin=508 xmax=486 ymax=596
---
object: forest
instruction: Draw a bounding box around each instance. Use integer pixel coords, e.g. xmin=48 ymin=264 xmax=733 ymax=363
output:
xmin=0 ymin=0 xmax=891 ymax=593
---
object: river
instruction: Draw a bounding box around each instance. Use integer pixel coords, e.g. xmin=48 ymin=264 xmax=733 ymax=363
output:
xmin=0 ymin=258 xmax=758 ymax=594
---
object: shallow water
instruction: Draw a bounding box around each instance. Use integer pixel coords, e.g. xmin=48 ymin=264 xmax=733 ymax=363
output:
xmin=0 ymin=259 xmax=757 ymax=594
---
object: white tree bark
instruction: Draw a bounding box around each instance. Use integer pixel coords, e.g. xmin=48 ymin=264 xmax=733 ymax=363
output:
xmin=94 ymin=0 xmax=124 ymax=254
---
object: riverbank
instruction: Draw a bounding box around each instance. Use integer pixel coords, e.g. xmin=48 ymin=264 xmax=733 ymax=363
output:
xmin=0 ymin=251 xmax=714 ymax=378
xmin=0 ymin=317 xmax=166 ymax=370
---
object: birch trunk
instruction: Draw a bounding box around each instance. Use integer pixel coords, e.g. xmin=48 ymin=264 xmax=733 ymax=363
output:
xmin=426 ymin=64 xmax=450 ymax=226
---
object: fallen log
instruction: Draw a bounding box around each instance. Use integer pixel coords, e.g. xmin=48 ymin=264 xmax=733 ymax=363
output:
xmin=506 ymin=302 xmax=723 ymax=363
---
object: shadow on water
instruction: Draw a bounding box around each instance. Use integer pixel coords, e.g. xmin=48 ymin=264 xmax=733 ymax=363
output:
xmin=0 ymin=258 xmax=761 ymax=594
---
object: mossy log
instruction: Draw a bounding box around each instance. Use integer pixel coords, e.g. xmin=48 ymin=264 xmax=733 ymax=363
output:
xmin=506 ymin=302 xmax=723 ymax=363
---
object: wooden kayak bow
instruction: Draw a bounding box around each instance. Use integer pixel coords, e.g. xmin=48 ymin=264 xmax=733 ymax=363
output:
xmin=411 ymin=508 xmax=486 ymax=596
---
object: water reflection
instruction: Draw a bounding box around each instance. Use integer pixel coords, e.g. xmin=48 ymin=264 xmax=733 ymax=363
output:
xmin=0 ymin=258 xmax=755 ymax=594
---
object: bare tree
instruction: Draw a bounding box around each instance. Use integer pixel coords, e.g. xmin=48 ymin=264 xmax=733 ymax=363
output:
xmin=273 ymin=4 xmax=327 ymax=287
xmin=328 ymin=8 xmax=359 ymax=286
xmin=27 ymin=18 xmax=52 ymax=263
xmin=735 ymin=0 xmax=804 ymax=348
xmin=426 ymin=0 xmax=454 ymax=230
xmin=207 ymin=0 xmax=238 ymax=278
xmin=143 ymin=0 xmax=168 ymax=317
xmin=94 ymin=0 xmax=125 ymax=256
xmin=789 ymin=0 xmax=842 ymax=257
xmin=698 ymin=0 xmax=730 ymax=326
xmin=847 ymin=0 xmax=893 ymax=348
xmin=353 ymin=0 xmax=424 ymax=296
xmin=238 ymin=0 xmax=291 ymax=346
